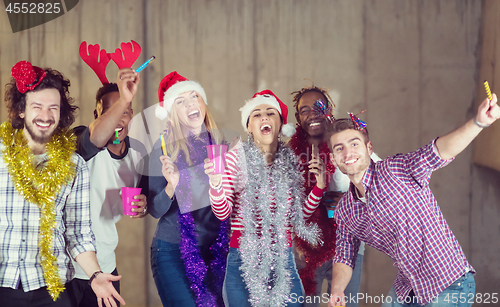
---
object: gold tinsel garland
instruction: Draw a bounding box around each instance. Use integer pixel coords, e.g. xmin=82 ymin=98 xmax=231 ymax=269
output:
xmin=0 ymin=122 xmax=76 ymax=301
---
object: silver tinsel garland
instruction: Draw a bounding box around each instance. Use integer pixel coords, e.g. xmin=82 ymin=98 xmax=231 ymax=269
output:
xmin=237 ymin=139 xmax=323 ymax=307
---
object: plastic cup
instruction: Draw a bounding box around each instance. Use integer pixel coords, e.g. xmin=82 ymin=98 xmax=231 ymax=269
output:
xmin=206 ymin=145 xmax=228 ymax=174
xmin=122 ymin=187 xmax=142 ymax=216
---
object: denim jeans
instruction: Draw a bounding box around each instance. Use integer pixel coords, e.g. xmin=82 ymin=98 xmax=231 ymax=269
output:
xmin=343 ymin=253 xmax=364 ymax=307
xmin=381 ymin=272 xmax=475 ymax=307
xmin=223 ymin=247 xmax=305 ymax=307
xmin=151 ymin=238 xmax=223 ymax=307
xmin=299 ymin=253 xmax=363 ymax=307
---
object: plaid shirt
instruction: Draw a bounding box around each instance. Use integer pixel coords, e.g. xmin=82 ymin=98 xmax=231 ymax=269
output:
xmin=0 ymin=146 xmax=95 ymax=292
xmin=333 ymin=140 xmax=474 ymax=304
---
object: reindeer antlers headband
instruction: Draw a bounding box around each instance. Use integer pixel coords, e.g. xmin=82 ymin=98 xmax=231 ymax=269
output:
xmin=79 ymin=40 xmax=141 ymax=84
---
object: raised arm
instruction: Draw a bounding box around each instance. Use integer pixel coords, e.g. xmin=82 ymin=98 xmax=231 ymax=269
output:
xmin=147 ymin=142 xmax=178 ymax=219
xmin=436 ymin=94 xmax=500 ymax=160
xmin=205 ymin=150 xmax=239 ymax=221
xmin=88 ymin=68 xmax=140 ymax=148
xmin=303 ymin=185 xmax=324 ymax=218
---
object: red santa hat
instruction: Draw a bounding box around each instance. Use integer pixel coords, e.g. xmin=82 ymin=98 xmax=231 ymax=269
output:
xmin=156 ymin=71 xmax=207 ymax=120
xmin=11 ymin=61 xmax=46 ymax=94
xmin=239 ymin=89 xmax=296 ymax=137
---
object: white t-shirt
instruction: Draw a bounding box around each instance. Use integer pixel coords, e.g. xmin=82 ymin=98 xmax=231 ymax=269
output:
xmin=72 ymin=126 xmax=147 ymax=279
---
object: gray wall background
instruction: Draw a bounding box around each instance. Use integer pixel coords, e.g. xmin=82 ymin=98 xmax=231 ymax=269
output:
xmin=1 ymin=1 xmax=498 ymax=306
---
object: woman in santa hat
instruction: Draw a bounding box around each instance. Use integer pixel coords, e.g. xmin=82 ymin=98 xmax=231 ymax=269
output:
xmin=205 ymin=90 xmax=326 ymax=307
xmin=148 ymin=71 xmax=228 ymax=307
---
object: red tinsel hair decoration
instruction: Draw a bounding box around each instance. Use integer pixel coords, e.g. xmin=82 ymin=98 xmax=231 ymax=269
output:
xmin=313 ymin=99 xmax=334 ymax=123
xmin=11 ymin=60 xmax=46 ymax=94
xmin=348 ymin=109 xmax=367 ymax=131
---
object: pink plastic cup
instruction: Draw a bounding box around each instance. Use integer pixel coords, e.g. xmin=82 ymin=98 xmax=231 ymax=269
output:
xmin=206 ymin=145 xmax=228 ymax=174
xmin=122 ymin=187 xmax=142 ymax=216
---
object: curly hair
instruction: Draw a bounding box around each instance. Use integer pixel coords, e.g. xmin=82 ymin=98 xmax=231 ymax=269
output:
xmin=4 ymin=68 xmax=78 ymax=130
xmin=95 ymin=82 xmax=119 ymax=105
xmin=291 ymin=83 xmax=336 ymax=123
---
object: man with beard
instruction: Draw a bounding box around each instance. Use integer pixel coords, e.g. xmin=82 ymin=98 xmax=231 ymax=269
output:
xmin=326 ymin=95 xmax=500 ymax=307
xmin=0 ymin=61 xmax=125 ymax=307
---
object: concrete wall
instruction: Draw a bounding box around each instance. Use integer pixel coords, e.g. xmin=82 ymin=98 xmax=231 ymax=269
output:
xmin=470 ymin=0 xmax=500 ymax=305
xmin=1 ymin=1 xmax=497 ymax=307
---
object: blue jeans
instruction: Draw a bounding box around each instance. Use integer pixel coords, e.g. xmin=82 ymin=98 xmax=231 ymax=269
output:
xmin=381 ymin=272 xmax=475 ymax=307
xmin=223 ymin=247 xmax=305 ymax=307
xmin=151 ymin=238 xmax=223 ymax=307
xmin=344 ymin=254 xmax=363 ymax=307
xmin=301 ymin=254 xmax=363 ymax=307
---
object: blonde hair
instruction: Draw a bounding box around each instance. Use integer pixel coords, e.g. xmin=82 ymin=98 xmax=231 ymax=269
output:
xmin=165 ymin=102 xmax=222 ymax=166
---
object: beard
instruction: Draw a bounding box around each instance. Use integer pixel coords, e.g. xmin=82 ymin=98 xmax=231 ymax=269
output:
xmin=337 ymin=153 xmax=371 ymax=177
xmin=24 ymin=119 xmax=57 ymax=144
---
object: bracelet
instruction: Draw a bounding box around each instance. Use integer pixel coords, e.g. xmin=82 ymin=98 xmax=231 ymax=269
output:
xmin=209 ymin=179 xmax=223 ymax=192
xmin=88 ymin=270 xmax=103 ymax=286
xmin=473 ymin=117 xmax=490 ymax=128
xmin=210 ymin=190 xmax=225 ymax=201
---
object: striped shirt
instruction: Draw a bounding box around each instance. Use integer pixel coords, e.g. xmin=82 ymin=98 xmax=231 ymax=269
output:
xmin=333 ymin=140 xmax=474 ymax=304
xmin=210 ymin=145 xmax=324 ymax=248
xmin=0 ymin=147 xmax=95 ymax=292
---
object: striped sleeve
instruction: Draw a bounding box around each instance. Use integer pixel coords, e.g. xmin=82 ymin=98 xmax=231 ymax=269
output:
xmin=209 ymin=149 xmax=240 ymax=221
xmin=303 ymin=185 xmax=324 ymax=218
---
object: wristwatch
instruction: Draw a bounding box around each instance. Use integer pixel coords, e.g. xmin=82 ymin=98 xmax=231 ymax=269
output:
xmin=88 ymin=270 xmax=103 ymax=286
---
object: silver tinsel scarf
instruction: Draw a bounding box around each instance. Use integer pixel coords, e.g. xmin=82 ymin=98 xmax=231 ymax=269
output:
xmin=237 ymin=139 xmax=323 ymax=307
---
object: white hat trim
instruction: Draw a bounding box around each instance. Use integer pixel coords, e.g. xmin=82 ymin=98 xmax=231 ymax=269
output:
xmin=239 ymin=95 xmax=282 ymax=130
xmin=155 ymin=104 xmax=169 ymax=120
xmin=162 ymin=80 xmax=207 ymax=113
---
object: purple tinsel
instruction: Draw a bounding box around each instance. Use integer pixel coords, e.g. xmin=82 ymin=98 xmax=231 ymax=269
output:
xmin=175 ymin=131 xmax=229 ymax=307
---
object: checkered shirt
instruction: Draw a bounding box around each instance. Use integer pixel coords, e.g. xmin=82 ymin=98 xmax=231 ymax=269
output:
xmin=0 ymin=146 xmax=95 ymax=292
xmin=333 ymin=140 xmax=474 ymax=304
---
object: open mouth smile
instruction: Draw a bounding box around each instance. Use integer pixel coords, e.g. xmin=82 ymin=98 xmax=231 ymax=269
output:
xmin=344 ymin=158 xmax=359 ymax=165
xmin=260 ymin=124 xmax=272 ymax=135
xmin=35 ymin=121 xmax=54 ymax=130
xmin=308 ymin=119 xmax=323 ymax=128
xmin=187 ymin=110 xmax=201 ymax=121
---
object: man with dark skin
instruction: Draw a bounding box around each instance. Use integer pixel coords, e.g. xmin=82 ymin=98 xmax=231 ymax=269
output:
xmin=69 ymin=68 xmax=147 ymax=307
xmin=288 ymin=85 xmax=368 ymax=307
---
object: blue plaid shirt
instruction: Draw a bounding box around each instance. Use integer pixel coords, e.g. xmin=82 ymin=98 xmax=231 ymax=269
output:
xmin=0 ymin=147 xmax=95 ymax=292
xmin=333 ymin=140 xmax=474 ymax=304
